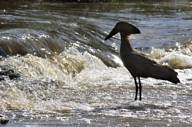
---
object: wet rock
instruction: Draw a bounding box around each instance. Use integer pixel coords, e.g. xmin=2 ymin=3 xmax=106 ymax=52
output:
xmin=0 ymin=48 xmax=7 ymax=57
xmin=0 ymin=67 xmax=20 ymax=81
xmin=0 ymin=115 xmax=9 ymax=125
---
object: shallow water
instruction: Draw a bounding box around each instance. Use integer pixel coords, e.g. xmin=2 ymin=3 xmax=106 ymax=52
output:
xmin=0 ymin=0 xmax=192 ymax=127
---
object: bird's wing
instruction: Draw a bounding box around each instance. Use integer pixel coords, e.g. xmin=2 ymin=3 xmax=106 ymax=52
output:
xmin=124 ymin=51 xmax=179 ymax=83
xmin=129 ymin=51 xmax=157 ymax=65
xmin=125 ymin=51 xmax=160 ymax=76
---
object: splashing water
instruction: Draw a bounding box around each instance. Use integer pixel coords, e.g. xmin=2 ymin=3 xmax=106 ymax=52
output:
xmin=0 ymin=1 xmax=192 ymax=127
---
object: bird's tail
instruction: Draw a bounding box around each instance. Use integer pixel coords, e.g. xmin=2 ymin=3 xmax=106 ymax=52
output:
xmin=153 ymin=65 xmax=180 ymax=84
xmin=168 ymin=74 xmax=180 ymax=84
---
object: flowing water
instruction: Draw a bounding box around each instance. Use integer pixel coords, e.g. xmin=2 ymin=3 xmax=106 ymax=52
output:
xmin=0 ymin=1 xmax=192 ymax=127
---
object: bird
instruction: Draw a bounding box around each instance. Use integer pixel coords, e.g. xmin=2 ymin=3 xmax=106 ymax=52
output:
xmin=105 ymin=21 xmax=180 ymax=101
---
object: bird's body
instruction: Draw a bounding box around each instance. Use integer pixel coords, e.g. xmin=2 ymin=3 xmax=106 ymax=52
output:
xmin=105 ymin=21 xmax=180 ymax=100
xmin=120 ymin=37 xmax=179 ymax=83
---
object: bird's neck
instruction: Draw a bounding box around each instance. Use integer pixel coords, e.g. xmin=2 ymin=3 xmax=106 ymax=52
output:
xmin=120 ymin=33 xmax=133 ymax=52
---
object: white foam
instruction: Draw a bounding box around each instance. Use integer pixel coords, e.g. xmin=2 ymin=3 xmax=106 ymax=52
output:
xmin=1 ymin=36 xmax=11 ymax=40
xmin=160 ymin=52 xmax=192 ymax=69
xmin=64 ymin=102 xmax=94 ymax=111
xmin=150 ymin=47 xmax=166 ymax=59
xmin=80 ymin=118 xmax=91 ymax=124
xmin=111 ymin=54 xmax=123 ymax=66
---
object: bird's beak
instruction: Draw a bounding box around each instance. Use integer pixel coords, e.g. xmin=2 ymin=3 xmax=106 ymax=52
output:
xmin=104 ymin=28 xmax=118 ymax=40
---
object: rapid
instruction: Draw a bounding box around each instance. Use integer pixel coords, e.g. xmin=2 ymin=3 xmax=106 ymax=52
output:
xmin=0 ymin=1 xmax=192 ymax=126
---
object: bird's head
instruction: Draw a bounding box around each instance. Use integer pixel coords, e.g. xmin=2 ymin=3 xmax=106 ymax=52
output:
xmin=105 ymin=21 xmax=141 ymax=40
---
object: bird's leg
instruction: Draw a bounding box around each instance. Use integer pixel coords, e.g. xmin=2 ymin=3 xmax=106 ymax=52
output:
xmin=138 ymin=77 xmax=142 ymax=100
xmin=134 ymin=77 xmax=138 ymax=100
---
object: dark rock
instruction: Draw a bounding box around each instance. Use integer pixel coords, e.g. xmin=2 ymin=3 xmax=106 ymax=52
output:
xmin=0 ymin=116 xmax=9 ymax=125
xmin=0 ymin=67 xmax=20 ymax=81
xmin=0 ymin=48 xmax=7 ymax=57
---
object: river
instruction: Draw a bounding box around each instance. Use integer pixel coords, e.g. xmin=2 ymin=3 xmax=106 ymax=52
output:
xmin=0 ymin=1 xmax=192 ymax=127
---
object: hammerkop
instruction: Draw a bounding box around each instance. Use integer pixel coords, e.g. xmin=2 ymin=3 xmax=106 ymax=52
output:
xmin=105 ymin=21 xmax=180 ymax=100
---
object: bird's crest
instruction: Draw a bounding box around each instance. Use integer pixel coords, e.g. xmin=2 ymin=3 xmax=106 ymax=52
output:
xmin=105 ymin=21 xmax=140 ymax=40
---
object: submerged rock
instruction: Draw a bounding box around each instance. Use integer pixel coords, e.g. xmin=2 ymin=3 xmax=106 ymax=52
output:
xmin=0 ymin=66 xmax=20 ymax=81
xmin=0 ymin=115 xmax=9 ymax=125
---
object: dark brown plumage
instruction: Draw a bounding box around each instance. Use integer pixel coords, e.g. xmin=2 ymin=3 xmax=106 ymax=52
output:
xmin=105 ymin=21 xmax=180 ymax=100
